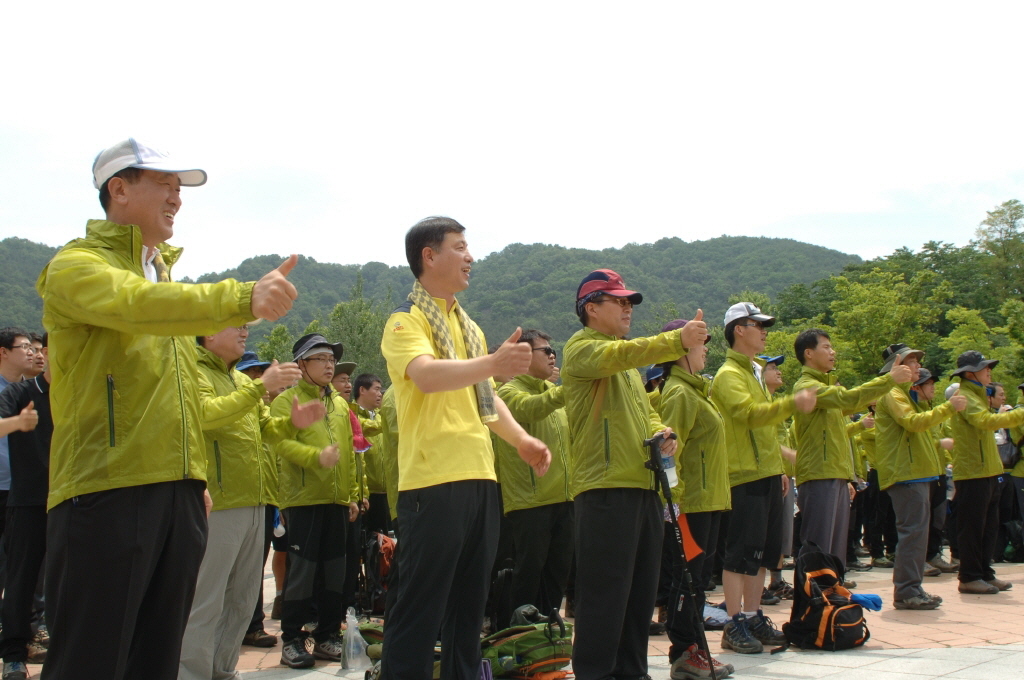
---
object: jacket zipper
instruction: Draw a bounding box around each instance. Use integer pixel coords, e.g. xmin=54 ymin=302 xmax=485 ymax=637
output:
xmin=106 ymin=375 xmax=116 ymax=447
xmin=324 ymin=395 xmax=338 ymax=504
xmin=603 ymin=418 xmax=611 ymax=469
xmin=172 ymin=340 xmax=189 ymax=478
xmin=748 ymin=430 xmax=760 ymax=464
xmin=214 ymin=441 xmax=223 ymax=490
xmin=822 ymin=430 xmax=827 ymax=461
xmin=701 ymin=449 xmax=707 ymax=489
xmin=906 ymin=435 xmax=914 ymax=464
xmin=556 ymin=416 xmax=569 ymax=501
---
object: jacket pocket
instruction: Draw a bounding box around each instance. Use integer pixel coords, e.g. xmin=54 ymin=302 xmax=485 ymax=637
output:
xmin=106 ymin=375 xmax=116 ymax=448
xmin=213 ymin=441 xmax=223 ymax=490
xmin=603 ymin=418 xmax=611 ymax=469
xmin=701 ymin=449 xmax=707 ymax=489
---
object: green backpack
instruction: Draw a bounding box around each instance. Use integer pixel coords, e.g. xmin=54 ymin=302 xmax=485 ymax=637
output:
xmin=481 ymin=609 xmax=573 ymax=678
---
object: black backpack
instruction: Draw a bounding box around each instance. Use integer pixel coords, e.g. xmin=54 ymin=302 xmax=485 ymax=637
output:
xmin=779 ymin=544 xmax=869 ymax=651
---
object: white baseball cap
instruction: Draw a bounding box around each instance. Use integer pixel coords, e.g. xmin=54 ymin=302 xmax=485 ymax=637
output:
xmin=723 ymin=302 xmax=775 ymax=328
xmin=92 ymin=138 xmax=207 ymax=189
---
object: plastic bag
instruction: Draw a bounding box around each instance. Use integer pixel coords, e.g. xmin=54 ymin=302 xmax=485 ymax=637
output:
xmin=343 ymin=607 xmax=370 ymax=670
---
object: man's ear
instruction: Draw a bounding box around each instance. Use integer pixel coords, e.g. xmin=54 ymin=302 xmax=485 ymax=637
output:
xmin=106 ymin=176 xmax=130 ymax=206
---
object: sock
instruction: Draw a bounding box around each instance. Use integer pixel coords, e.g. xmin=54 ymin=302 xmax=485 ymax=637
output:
xmin=770 ymin=569 xmax=782 ymax=583
xmin=276 ymin=590 xmax=283 ymax=597
xmin=742 ymin=611 xmax=757 ymax=619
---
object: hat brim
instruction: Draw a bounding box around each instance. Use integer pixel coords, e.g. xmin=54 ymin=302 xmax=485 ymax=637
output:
xmin=335 ymin=361 xmax=357 ymax=375
xmin=913 ymin=374 xmax=936 ymax=386
xmin=878 ymin=348 xmax=924 ymax=375
xmin=236 ymin=361 xmax=271 ymax=372
xmin=294 ymin=340 xmax=344 ymax=362
xmin=598 ymin=290 xmax=643 ymax=305
xmin=950 ymin=358 xmax=998 ymax=378
xmin=761 ymin=355 xmax=784 ymax=366
xmin=134 ymin=164 xmax=207 ymax=187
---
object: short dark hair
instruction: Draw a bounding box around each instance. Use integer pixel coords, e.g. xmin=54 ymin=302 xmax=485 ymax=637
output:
xmin=99 ymin=167 xmax=144 ymax=212
xmin=405 ymin=216 xmax=465 ymax=279
xmin=0 ymin=327 xmax=29 ymax=351
xmin=795 ymin=329 xmax=831 ymax=365
xmin=196 ymin=336 xmax=207 ymax=347
xmin=40 ymin=333 xmax=47 ymax=348
xmin=724 ymin=319 xmax=743 ymax=348
xmin=518 ymin=329 xmax=552 ymax=346
xmin=354 ymin=373 xmax=382 ymax=398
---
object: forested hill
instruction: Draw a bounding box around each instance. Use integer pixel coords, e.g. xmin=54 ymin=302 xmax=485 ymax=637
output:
xmin=1 ymin=235 xmax=859 ymax=345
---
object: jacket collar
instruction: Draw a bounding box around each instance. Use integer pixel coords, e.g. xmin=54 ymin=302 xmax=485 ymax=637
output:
xmin=196 ymin=345 xmax=234 ymax=374
xmin=513 ymin=373 xmax=552 ymax=392
xmin=668 ymin=364 xmax=709 ymax=396
xmin=83 ymin=219 xmax=183 ymax=270
xmin=726 ymin=348 xmax=763 ymax=374
xmin=800 ymin=365 xmax=836 ymax=386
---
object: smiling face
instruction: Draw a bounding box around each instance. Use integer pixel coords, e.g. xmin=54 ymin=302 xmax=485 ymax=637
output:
xmin=763 ymin=361 xmax=783 ymax=392
xmin=107 ymin=169 xmax=182 ymax=247
xmin=423 ymin=231 xmax=474 ymax=297
xmin=205 ymin=325 xmax=249 ymax=364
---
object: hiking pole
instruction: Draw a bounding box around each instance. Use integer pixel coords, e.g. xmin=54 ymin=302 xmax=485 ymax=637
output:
xmin=644 ymin=431 xmax=716 ymax=680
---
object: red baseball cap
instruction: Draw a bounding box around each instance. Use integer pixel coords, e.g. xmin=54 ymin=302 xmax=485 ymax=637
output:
xmin=576 ymin=269 xmax=643 ymax=304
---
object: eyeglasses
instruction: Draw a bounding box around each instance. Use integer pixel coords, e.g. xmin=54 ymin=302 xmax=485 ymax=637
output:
xmin=232 ymin=325 xmax=250 ymax=333
xmin=737 ymin=322 xmax=766 ymax=331
xmin=10 ymin=343 xmax=35 ymax=354
xmin=303 ymin=356 xmax=334 ymax=364
xmin=593 ymin=297 xmax=633 ymax=309
xmin=533 ymin=347 xmax=557 ymax=357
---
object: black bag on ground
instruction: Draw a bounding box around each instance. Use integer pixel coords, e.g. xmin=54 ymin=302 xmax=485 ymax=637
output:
xmin=780 ymin=543 xmax=869 ymax=651
xmin=487 ymin=558 xmax=515 ymax=632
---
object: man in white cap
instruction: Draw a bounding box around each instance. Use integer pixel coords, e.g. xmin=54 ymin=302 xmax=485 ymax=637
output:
xmin=36 ymin=138 xmax=301 ymax=680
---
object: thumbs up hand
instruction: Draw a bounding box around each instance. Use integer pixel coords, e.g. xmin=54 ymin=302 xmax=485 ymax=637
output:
xmin=251 ymin=254 xmax=299 ymax=321
xmin=679 ymin=309 xmax=708 ymax=349
xmin=491 ymin=327 xmax=531 ymax=378
xmin=17 ymin=401 xmax=38 ymax=432
xmin=949 ymin=389 xmax=967 ymax=412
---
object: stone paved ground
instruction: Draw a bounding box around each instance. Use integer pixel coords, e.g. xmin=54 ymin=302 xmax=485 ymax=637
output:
xmin=236 ymin=557 xmax=1024 ymax=679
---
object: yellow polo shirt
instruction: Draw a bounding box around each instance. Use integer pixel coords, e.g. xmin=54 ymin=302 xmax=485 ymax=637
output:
xmin=380 ymin=295 xmax=496 ymax=491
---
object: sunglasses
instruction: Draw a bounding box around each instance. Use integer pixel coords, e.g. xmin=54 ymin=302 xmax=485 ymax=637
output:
xmin=532 ymin=347 xmax=557 ymax=357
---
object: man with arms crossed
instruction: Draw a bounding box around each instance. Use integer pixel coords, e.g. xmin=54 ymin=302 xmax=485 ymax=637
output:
xmin=36 ymin=138 xmax=299 ymax=680
xmin=380 ymin=217 xmax=550 ymax=680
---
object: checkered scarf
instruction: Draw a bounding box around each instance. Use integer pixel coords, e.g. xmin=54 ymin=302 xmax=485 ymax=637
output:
xmin=408 ymin=280 xmax=497 ymax=423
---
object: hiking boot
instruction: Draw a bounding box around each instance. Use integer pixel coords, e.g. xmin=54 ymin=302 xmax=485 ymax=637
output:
xmin=767 ymin=579 xmax=794 ymax=600
xmin=958 ymin=580 xmax=999 ymax=594
xmin=720 ymin=614 xmax=762 ymax=654
xmin=843 ymin=579 xmax=857 ymax=589
xmin=760 ymin=587 xmax=780 ymax=606
xmin=670 ymin=643 xmax=734 ymax=679
xmin=846 ymin=560 xmax=873 ymax=572
xmin=281 ymin=637 xmax=315 ymax=669
xmin=871 ymin=555 xmax=894 ymax=568
xmin=649 ymin=621 xmax=666 ymax=635
xmin=312 ymin=633 xmax=344 ymax=661
xmin=2 ymin=661 xmax=27 ymax=680
xmin=928 ymin=555 xmax=958 ymax=573
xmin=921 ymin=591 xmax=943 ymax=605
xmin=986 ymin=577 xmax=1013 ymax=591
xmin=243 ymin=629 xmax=278 ymax=647
xmin=33 ymin=626 xmax=49 ymax=649
xmin=923 ymin=562 xmax=941 ymax=577
xmin=893 ymin=595 xmax=939 ymax=610
xmin=855 ymin=546 xmax=871 ymax=558
xmin=26 ymin=639 xmax=46 ymax=663
xmin=271 ymin=595 xmax=283 ymax=620
xmin=748 ymin=610 xmax=787 ymax=646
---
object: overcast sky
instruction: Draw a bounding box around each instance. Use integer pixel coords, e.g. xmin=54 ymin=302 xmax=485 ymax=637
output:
xmin=2 ymin=3 xmax=1022 ymax=280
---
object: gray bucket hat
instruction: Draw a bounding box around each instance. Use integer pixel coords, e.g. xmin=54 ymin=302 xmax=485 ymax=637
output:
xmin=291 ymin=333 xmax=344 ymax=362
xmin=878 ymin=343 xmax=924 ymax=375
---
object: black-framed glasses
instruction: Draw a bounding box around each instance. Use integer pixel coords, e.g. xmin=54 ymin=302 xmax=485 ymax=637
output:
xmin=593 ymin=297 xmax=632 ymax=309
xmin=533 ymin=347 xmax=557 ymax=357
xmin=303 ymin=356 xmax=334 ymax=364
xmin=737 ymin=322 xmax=765 ymax=330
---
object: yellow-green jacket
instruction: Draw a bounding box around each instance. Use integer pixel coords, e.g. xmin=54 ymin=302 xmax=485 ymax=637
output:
xmin=196 ymin=346 xmax=292 ymax=510
xmin=779 ymin=421 xmax=796 ymax=478
xmin=1010 ymin=415 xmax=1024 ymax=479
xmin=874 ymin=385 xmax=954 ymax=490
xmin=657 ymin=366 xmax=731 ymax=513
xmin=711 ymin=349 xmax=794 ymax=487
xmin=36 ymin=219 xmax=256 ymax=510
xmin=496 ymin=375 xmax=570 ymax=513
xmin=792 ymin=367 xmax=896 ymax=485
xmin=562 ymin=327 xmax=684 ymax=497
xmin=272 ymin=381 xmax=359 ymax=509
xmin=355 ymin=404 xmax=386 ymax=495
xmin=379 ymin=388 xmax=400 ymax=520
xmin=951 ymin=380 xmax=1024 ymax=481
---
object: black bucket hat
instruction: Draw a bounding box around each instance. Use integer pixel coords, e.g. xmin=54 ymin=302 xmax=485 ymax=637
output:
xmin=292 ymin=333 xmax=344 ymax=363
xmin=950 ymin=350 xmax=998 ymax=378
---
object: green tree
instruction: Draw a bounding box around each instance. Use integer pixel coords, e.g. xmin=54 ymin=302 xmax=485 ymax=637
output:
xmin=255 ymin=324 xmax=295 ymax=363
xmin=324 ymin=274 xmax=392 ymax=388
xmin=976 ymin=199 xmax=1024 ymax=299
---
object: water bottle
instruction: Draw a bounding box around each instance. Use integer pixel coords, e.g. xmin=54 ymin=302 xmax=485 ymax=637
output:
xmin=662 ymin=451 xmax=678 ymax=487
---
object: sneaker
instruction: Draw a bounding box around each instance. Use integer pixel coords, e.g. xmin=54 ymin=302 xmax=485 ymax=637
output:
xmin=767 ymin=579 xmax=794 ymax=600
xmin=760 ymin=587 xmax=781 ymax=606
xmin=893 ymin=595 xmax=939 ymax=610
xmin=921 ymin=591 xmax=943 ymax=605
xmin=281 ymin=637 xmax=315 ymax=669
xmin=748 ymin=610 xmax=787 ymax=645
xmin=927 ymin=555 xmax=958 ymax=573
xmin=923 ymin=562 xmax=941 ymax=577
xmin=1 ymin=661 xmax=28 ymax=680
xmin=312 ymin=633 xmax=344 ymax=661
xmin=846 ymin=560 xmax=873 ymax=572
xmin=720 ymin=614 xmax=762 ymax=654
xmin=986 ymin=577 xmax=1013 ymax=591
xmin=670 ymin=643 xmax=735 ymax=679
xmin=871 ymin=555 xmax=894 ymax=568
xmin=243 ymin=629 xmax=278 ymax=647
xmin=26 ymin=639 xmax=46 ymax=663
xmin=843 ymin=579 xmax=858 ymax=589
xmin=855 ymin=546 xmax=871 ymax=558
xmin=958 ymin=579 xmax=999 ymax=594
xmin=33 ymin=626 xmax=49 ymax=649
xmin=271 ymin=595 xmax=283 ymax=620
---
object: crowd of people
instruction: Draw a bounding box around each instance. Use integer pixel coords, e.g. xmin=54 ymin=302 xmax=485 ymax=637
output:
xmin=0 ymin=138 xmax=1022 ymax=680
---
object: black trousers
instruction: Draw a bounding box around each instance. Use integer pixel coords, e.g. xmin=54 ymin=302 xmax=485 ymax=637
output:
xmin=382 ymin=480 xmax=499 ymax=680
xmin=666 ymin=511 xmax=720 ymax=662
xmin=573 ymin=488 xmax=662 ymax=680
xmin=281 ymin=504 xmax=348 ymax=643
xmin=865 ymin=469 xmax=897 ymax=559
xmin=41 ymin=479 xmax=207 ymax=680
xmin=247 ymin=504 xmax=276 ymax=635
xmin=365 ymin=492 xmax=392 ymax=536
xmin=506 ymin=502 xmax=574 ymax=615
xmin=343 ymin=512 xmax=363 ymax=611
xmin=955 ymin=476 xmax=1000 ymax=583
xmin=0 ymin=505 xmax=46 ymax=662
xmin=927 ymin=477 xmax=948 ymax=561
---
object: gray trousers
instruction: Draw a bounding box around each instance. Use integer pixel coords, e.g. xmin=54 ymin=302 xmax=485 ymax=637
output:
xmin=797 ymin=478 xmax=850 ymax=559
xmin=887 ymin=482 xmax=930 ymax=601
xmin=178 ymin=505 xmax=264 ymax=680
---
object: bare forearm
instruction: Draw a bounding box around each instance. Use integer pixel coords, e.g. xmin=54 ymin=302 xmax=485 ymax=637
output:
xmin=486 ymin=396 xmax=529 ymax=448
xmin=407 ymin=354 xmax=496 ymax=394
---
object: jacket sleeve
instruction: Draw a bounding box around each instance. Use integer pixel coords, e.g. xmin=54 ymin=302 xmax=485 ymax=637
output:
xmin=565 ymin=331 xmax=685 ymax=380
xmin=963 ymin=399 xmax=1024 ymax=431
xmin=497 ymin=383 xmax=565 ymax=423
xmin=41 ymin=247 xmax=256 ymax=335
xmin=270 ymin=393 xmax=322 ymax=469
xmin=258 ymin=399 xmax=297 ymax=445
xmin=882 ymin=389 xmax=956 ymax=433
xmin=713 ymin=368 xmax=796 ymax=428
xmin=197 ymin=370 xmax=265 ymax=431
xmin=360 ymin=412 xmax=382 ymax=437
xmin=808 ymin=374 xmax=895 ymax=413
